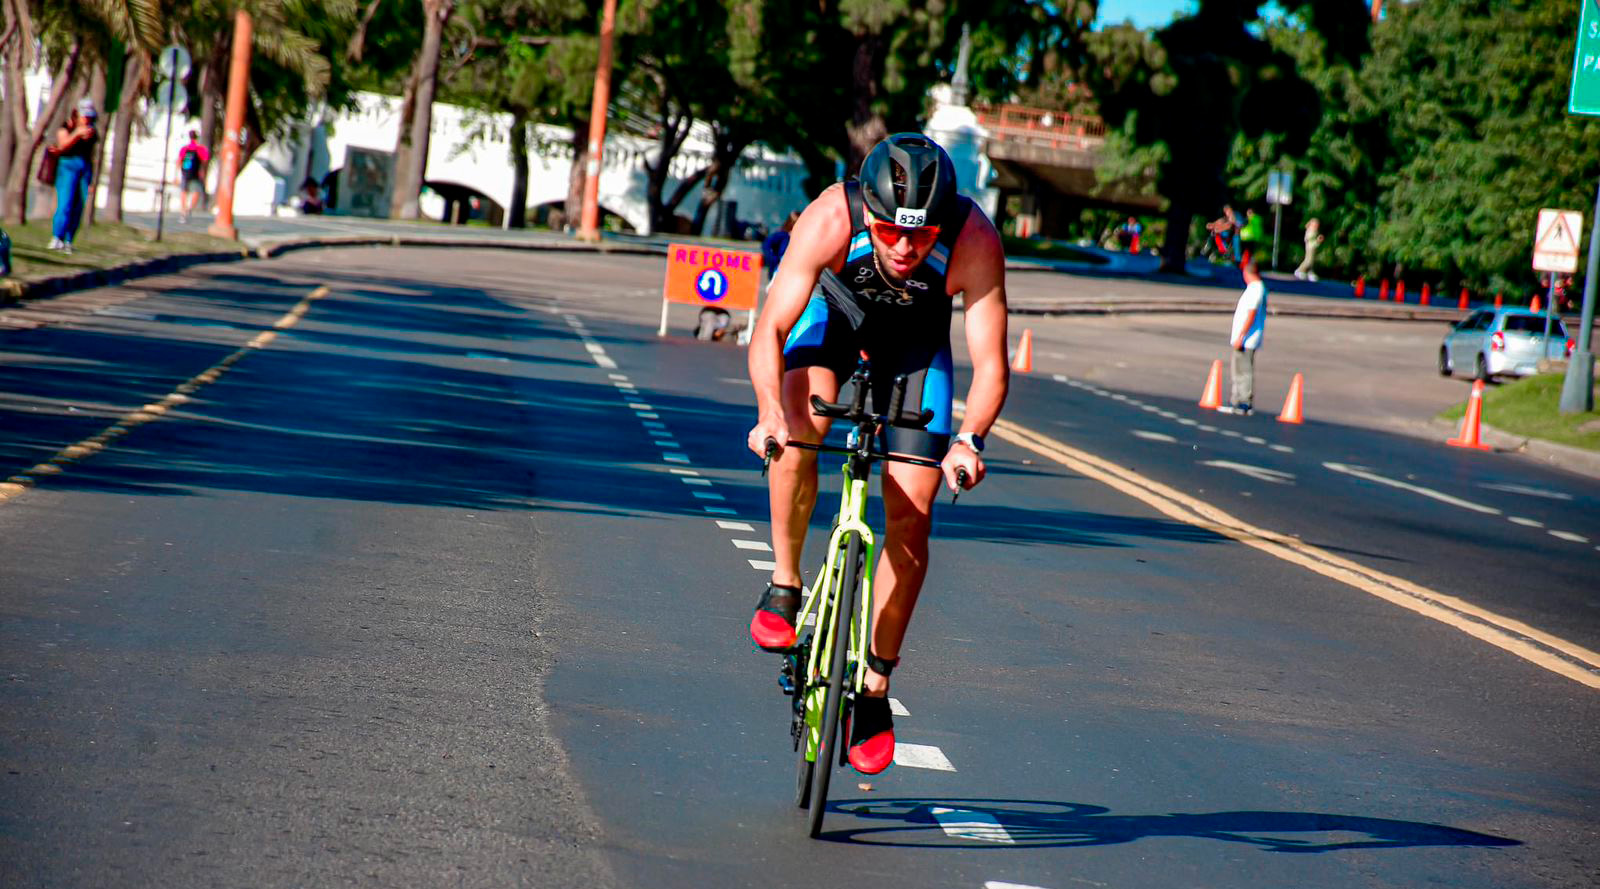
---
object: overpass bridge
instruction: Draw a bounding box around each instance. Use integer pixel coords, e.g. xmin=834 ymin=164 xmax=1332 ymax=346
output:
xmin=974 ymin=103 xmax=1160 ymax=238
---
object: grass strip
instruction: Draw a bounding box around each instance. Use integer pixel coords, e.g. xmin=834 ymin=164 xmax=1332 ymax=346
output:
xmin=1439 ymin=372 xmax=1600 ymax=451
xmin=3 ymin=221 xmax=239 ymax=283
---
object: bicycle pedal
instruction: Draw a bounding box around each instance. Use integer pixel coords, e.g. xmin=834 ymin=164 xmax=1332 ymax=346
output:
xmin=778 ymin=659 xmax=796 ymax=694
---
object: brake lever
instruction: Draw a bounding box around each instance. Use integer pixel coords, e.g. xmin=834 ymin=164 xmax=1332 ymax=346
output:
xmin=762 ymin=438 xmax=778 ymax=477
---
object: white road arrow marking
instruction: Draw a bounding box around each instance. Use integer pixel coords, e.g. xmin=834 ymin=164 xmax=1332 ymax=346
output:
xmin=931 ymin=807 xmax=1014 ymax=844
xmin=1324 ymin=463 xmax=1501 ymax=515
xmin=1201 ymin=460 xmax=1295 ymax=484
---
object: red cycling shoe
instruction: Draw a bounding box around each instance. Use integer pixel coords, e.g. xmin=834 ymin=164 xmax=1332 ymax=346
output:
xmin=749 ymin=582 xmax=801 ymax=651
xmin=847 ymin=653 xmax=900 ymax=774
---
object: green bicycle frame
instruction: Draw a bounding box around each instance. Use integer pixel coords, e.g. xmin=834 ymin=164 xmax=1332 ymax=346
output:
xmin=794 ymin=460 xmax=877 ymax=761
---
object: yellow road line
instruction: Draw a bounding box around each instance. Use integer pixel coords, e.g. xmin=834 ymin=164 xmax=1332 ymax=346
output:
xmin=0 ymin=286 xmax=331 ymax=505
xmin=970 ymin=407 xmax=1600 ymax=690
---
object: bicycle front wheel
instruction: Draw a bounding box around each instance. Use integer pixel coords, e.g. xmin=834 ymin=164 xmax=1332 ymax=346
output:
xmin=806 ymin=530 xmax=864 ymax=838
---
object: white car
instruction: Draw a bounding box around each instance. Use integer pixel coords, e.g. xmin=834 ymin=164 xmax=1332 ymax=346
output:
xmin=1439 ymin=308 xmax=1573 ymax=380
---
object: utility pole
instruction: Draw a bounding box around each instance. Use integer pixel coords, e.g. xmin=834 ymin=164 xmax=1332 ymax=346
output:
xmin=577 ymin=0 xmax=618 ymax=242
xmin=208 ymin=10 xmax=252 ymax=241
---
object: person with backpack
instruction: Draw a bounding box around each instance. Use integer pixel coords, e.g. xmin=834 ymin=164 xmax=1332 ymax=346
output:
xmin=176 ymin=131 xmax=211 ymax=223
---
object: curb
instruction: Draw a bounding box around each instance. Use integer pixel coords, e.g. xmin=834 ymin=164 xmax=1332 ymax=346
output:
xmin=1006 ymin=300 xmax=1459 ymax=322
xmin=1427 ymin=417 xmax=1600 ymax=481
xmin=0 ymin=235 xmax=664 ymax=305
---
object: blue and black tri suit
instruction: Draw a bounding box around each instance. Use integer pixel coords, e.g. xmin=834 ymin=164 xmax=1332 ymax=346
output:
xmin=782 ymin=180 xmax=974 ymax=461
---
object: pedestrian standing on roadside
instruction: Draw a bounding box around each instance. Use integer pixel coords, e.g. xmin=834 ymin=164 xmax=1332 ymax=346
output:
xmin=176 ymin=131 xmax=211 ymax=223
xmin=1222 ymin=255 xmax=1267 ymax=415
xmin=1295 ymin=218 xmax=1324 ymax=281
xmin=48 ymin=99 xmax=99 ymax=255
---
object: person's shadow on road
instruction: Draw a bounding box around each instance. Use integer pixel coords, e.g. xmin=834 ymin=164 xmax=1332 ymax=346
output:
xmin=821 ymin=798 xmax=1520 ymax=852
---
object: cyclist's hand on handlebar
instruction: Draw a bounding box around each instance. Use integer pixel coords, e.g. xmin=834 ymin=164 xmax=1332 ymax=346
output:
xmin=748 ymin=415 xmax=789 ymax=459
xmin=941 ymin=445 xmax=983 ymax=494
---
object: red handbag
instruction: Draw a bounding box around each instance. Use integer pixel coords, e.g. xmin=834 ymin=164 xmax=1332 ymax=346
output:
xmin=37 ymin=147 xmax=60 ymax=185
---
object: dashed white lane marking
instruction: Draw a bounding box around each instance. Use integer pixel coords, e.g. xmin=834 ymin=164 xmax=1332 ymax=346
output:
xmin=1244 ymin=436 xmax=1266 ymax=444
xmin=1197 ymin=424 xmax=1218 ymax=433
xmin=1269 ymin=444 xmax=1295 ymax=453
xmin=748 ymin=559 xmax=778 ymax=571
xmin=627 ymin=403 xmax=655 ymax=411
xmin=642 ymin=421 xmax=667 ymax=430
xmin=637 ymin=411 xmax=660 ymax=419
xmin=607 ymin=373 xmax=628 ymax=381
xmin=705 ymin=506 xmax=738 ymax=515
xmin=663 ymin=454 xmax=690 ymax=464
xmin=583 ymin=342 xmax=606 ymax=355
xmin=732 ymin=539 xmax=772 ymax=551
xmin=1508 ymin=516 xmax=1545 ymax=528
xmin=1132 ymin=430 xmax=1178 ymax=443
xmin=1177 ymin=418 xmax=1198 ymax=426
xmin=1158 ymin=410 xmax=1178 ymax=419
xmin=931 ymin=807 xmax=1014 ymax=844
xmin=1480 ymin=482 xmax=1574 ymax=501
xmin=889 ymin=697 xmax=910 ymax=717
xmin=1550 ymin=530 xmax=1589 ymax=543
xmin=1202 ymin=460 xmax=1294 ymax=484
xmin=692 ymin=491 xmax=726 ymax=501
xmin=717 ymin=520 xmax=755 ymax=531
xmin=593 ymin=354 xmax=618 ymax=368
xmin=681 ymin=477 xmax=713 ymax=486
xmin=984 ymin=882 xmax=1051 ymax=889
xmin=1051 ymin=374 xmax=1069 ymax=382
xmin=669 ymin=468 xmax=698 ymax=476
xmin=1219 ymin=429 xmax=1242 ymax=438
xmin=1324 ymin=462 xmax=1501 ymax=515
xmin=893 ymin=743 xmax=956 ymax=771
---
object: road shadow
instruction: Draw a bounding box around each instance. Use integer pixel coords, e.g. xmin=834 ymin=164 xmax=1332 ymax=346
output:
xmin=820 ymin=797 xmax=1521 ymax=852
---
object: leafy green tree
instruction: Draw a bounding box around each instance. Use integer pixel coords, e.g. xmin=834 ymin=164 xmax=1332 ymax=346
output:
xmin=1068 ymin=0 xmax=1370 ymax=272
xmin=1363 ymin=0 xmax=1600 ymax=295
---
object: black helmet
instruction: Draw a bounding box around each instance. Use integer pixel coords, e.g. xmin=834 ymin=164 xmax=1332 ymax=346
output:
xmin=858 ymin=133 xmax=956 ymax=228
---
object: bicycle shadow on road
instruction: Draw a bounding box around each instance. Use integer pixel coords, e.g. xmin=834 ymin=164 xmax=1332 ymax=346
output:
xmin=818 ymin=797 xmax=1520 ymax=852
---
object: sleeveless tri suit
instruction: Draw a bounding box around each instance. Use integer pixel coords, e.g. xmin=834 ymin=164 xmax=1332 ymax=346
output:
xmin=782 ymin=180 xmax=974 ymax=460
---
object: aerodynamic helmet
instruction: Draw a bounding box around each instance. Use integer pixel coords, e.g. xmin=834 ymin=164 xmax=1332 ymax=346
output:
xmin=857 ymin=133 xmax=956 ymax=228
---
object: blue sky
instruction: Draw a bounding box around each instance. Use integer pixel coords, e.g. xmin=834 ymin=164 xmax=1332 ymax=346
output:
xmin=1096 ymin=0 xmax=1197 ymax=30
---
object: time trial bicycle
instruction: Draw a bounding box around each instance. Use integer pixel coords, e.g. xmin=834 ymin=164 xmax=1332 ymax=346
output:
xmin=762 ymin=356 xmax=966 ymax=838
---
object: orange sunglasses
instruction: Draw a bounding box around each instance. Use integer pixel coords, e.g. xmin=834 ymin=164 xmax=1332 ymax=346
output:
xmin=866 ymin=213 xmax=940 ymax=250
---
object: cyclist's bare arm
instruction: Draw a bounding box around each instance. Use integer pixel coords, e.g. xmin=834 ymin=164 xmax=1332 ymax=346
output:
xmin=747 ymin=185 xmax=850 ymax=456
xmin=943 ymin=210 xmax=1009 ymax=489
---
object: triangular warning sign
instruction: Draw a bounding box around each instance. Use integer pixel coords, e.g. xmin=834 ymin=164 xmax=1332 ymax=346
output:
xmin=1537 ymin=215 xmax=1578 ymax=253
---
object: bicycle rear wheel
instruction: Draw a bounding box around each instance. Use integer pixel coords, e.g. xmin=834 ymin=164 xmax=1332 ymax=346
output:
xmin=806 ymin=531 xmax=864 ymax=838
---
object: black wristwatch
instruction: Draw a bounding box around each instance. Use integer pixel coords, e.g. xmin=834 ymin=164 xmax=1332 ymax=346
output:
xmin=952 ymin=431 xmax=985 ymax=453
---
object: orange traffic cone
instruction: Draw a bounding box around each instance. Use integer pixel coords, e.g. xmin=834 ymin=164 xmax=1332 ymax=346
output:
xmin=1011 ymin=328 xmax=1033 ymax=373
xmin=1354 ymin=277 xmax=1366 ymax=298
xmin=1379 ymin=279 xmax=1390 ymax=301
xmin=1396 ymin=280 xmax=1406 ymax=303
xmin=1458 ymin=287 xmax=1469 ymax=311
xmin=1531 ymin=294 xmax=1541 ymax=313
xmin=1447 ymin=380 xmax=1492 ymax=451
xmin=1494 ymin=291 xmax=1503 ymax=308
xmin=1198 ymin=359 xmax=1223 ymax=409
xmin=1420 ymin=283 xmax=1431 ymax=306
xmin=1278 ymin=373 xmax=1305 ymax=424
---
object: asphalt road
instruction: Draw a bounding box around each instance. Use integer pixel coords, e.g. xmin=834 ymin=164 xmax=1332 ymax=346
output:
xmin=1 ymin=247 xmax=1596 ymax=888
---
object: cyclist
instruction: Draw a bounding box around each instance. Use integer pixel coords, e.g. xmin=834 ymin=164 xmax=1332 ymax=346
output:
xmin=745 ymin=133 xmax=1009 ymax=775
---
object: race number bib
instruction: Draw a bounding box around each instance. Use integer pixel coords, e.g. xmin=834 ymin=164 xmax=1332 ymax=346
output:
xmin=895 ymin=208 xmax=927 ymax=227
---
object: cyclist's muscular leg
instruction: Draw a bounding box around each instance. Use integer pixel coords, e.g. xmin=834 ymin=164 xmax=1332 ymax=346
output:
xmin=767 ymin=366 xmax=837 ymax=586
xmin=864 ymin=459 xmax=942 ymax=695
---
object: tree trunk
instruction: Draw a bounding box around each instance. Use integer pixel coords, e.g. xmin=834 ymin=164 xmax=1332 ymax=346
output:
xmin=507 ymin=114 xmax=528 ymax=228
xmin=690 ymin=132 xmax=753 ymax=236
xmin=394 ymin=0 xmax=450 ymax=220
xmin=85 ymin=61 xmax=106 ymax=226
xmin=563 ymin=118 xmax=587 ymax=228
xmin=198 ymin=49 xmax=223 ymax=152
xmin=388 ymin=65 xmax=418 ymax=217
xmin=0 ymin=76 xmax=14 ymax=189
xmin=843 ymin=32 xmax=888 ymax=174
xmin=104 ymin=52 xmax=144 ymax=223
xmin=1158 ymin=204 xmax=1193 ymax=275
xmin=5 ymin=39 xmax=81 ymax=225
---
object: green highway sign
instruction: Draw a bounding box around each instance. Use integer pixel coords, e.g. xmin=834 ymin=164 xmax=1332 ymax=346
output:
xmin=1573 ymin=0 xmax=1600 ymax=116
